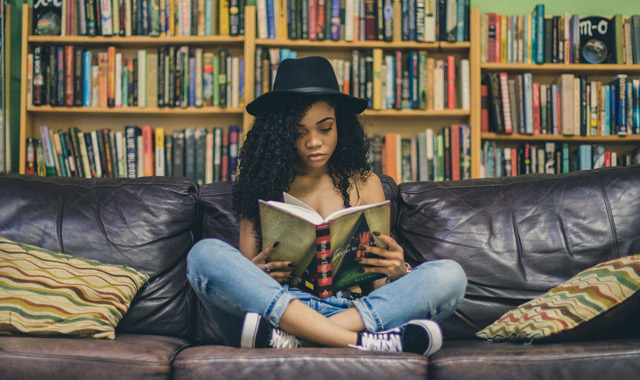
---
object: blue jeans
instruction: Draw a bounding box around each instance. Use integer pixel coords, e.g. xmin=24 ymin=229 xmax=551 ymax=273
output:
xmin=187 ymin=238 xmax=467 ymax=347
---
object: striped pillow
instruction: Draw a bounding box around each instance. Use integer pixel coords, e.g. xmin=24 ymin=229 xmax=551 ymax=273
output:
xmin=476 ymin=254 xmax=640 ymax=342
xmin=0 ymin=236 xmax=149 ymax=339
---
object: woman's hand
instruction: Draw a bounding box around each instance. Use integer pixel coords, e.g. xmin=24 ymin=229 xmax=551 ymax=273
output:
xmin=356 ymin=232 xmax=408 ymax=282
xmin=251 ymin=242 xmax=296 ymax=284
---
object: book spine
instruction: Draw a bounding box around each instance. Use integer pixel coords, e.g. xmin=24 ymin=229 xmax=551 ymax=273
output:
xmin=64 ymin=46 xmax=75 ymax=106
xmin=315 ymin=223 xmax=333 ymax=299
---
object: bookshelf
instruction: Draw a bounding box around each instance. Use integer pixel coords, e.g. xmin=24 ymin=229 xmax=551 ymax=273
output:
xmin=19 ymin=4 xmax=252 ymax=174
xmin=472 ymin=9 xmax=640 ymax=175
xmin=19 ymin=4 xmax=481 ymax=179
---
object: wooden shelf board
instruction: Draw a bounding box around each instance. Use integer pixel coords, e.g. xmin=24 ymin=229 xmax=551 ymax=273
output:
xmin=27 ymin=106 xmax=244 ymax=114
xmin=28 ymin=35 xmax=244 ymax=45
xmin=481 ymin=63 xmax=640 ymax=73
xmin=363 ymin=109 xmax=470 ymax=117
xmin=256 ymin=39 xmax=470 ymax=50
xmin=482 ymin=132 xmax=640 ymax=143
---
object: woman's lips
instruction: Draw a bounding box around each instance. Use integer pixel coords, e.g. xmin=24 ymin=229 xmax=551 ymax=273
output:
xmin=308 ymin=153 xmax=325 ymax=161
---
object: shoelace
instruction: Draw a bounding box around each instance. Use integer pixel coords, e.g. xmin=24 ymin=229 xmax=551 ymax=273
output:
xmin=357 ymin=331 xmax=403 ymax=352
xmin=269 ymin=329 xmax=301 ymax=348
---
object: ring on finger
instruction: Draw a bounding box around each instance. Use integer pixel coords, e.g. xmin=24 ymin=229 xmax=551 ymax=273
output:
xmin=265 ymin=263 xmax=271 ymax=273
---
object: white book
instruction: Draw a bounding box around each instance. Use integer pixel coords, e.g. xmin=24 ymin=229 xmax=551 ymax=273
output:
xmin=138 ymin=50 xmax=147 ymax=107
xmin=272 ymin=0 xmax=280 ymax=39
xmin=196 ymin=48 xmax=203 ymax=107
xmin=424 ymin=0 xmax=436 ymax=42
xmin=344 ymin=0 xmax=354 ymax=41
xmin=558 ymin=74 xmax=574 ymax=135
xmin=116 ymin=132 xmax=126 ymax=177
xmin=154 ymin=129 xmax=165 ymax=176
xmin=91 ymin=131 xmax=102 ymax=178
xmin=115 ymin=53 xmax=122 ymax=107
xmin=101 ymin=0 xmax=114 ymax=36
xmin=425 ymin=128 xmax=434 ymax=180
xmin=385 ymin=54 xmax=394 ymax=109
xmin=445 ymin=0 xmax=457 ymax=41
xmin=125 ymin=0 xmax=133 ymax=36
xmin=611 ymin=152 xmax=617 ymax=166
xmin=91 ymin=65 xmax=100 ymax=107
xmin=480 ymin=12 xmax=488 ymax=62
xmin=256 ymin=0 xmax=268 ymax=39
xmin=77 ymin=133 xmax=92 ymax=178
xmin=231 ymin=57 xmax=240 ymax=108
xmin=112 ymin=0 xmax=120 ymax=34
xmin=137 ymin=135 xmax=144 ymax=177
xmin=205 ymin=131 xmax=213 ymax=183
xmin=459 ymin=59 xmax=470 ymax=110
xmin=573 ymin=77 xmax=581 ymax=136
xmin=434 ymin=60 xmax=444 ymax=110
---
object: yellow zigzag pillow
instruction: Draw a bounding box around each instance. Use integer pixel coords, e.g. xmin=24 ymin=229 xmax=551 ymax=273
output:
xmin=0 ymin=236 xmax=149 ymax=339
xmin=476 ymin=254 xmax=640 ymax=342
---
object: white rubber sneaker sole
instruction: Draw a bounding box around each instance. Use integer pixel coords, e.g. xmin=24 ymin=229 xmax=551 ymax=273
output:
xmin=240 ymin=312 xmax=261 ymax=348
xmin=408 ymin=319 xmax=443 ymax=356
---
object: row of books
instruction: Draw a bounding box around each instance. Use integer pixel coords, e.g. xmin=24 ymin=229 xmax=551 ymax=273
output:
xmin=481 ymin=5 xmax=640 ymax=65
xmin=256 ymin=48 xmax=470 ymax=111
xmin=29 ymin=45 xmax=243 ymax=109
xmin=369 ymin=125 xmax=471 ymax=183
xmin=27 ymin=125 xmax=242 ymax=184
xmin=482 ymin=141 xmax=640 ymax=178
xmin=257 ymin=0 xmax=469 ymax=42
xmin=482 ymin=72 xmax=640 ymax=136
xmin=33 ymin=0 xmax=245 ymax=37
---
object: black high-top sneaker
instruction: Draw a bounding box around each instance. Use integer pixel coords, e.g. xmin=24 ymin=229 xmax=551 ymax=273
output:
xmin=240 ymin=312 xmax=302 ymax=349
xmin=353 ymin=319 xmax=443 ymax=357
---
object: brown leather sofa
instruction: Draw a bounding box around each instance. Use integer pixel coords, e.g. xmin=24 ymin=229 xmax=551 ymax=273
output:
xmin=1 ymin=165 xmax=639 ymax=380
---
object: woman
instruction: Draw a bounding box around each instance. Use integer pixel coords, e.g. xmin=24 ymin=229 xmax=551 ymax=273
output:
xmin=187 ymin=56 xmax=467 ymax=356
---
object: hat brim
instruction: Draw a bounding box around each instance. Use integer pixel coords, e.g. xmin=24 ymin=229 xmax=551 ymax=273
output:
xmin=246 ymin=90 xmax=368 ymax=117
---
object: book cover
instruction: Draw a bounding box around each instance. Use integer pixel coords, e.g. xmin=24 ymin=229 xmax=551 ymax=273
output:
xmin=260 ymin=194 xmax=389 ymax=298
xmin=34 ymin=0 xmax=62 ymax=35
xmin=579 ymin=16 xmax=616 ymax=64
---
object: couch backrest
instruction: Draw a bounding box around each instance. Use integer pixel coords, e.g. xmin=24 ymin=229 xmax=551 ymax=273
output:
xmin=396 ymin=165 xmax=640 ymax=340
xmin=0 ymin=175 xmax=199 ymax=340
xmin=192 ymin=174 xmax=398 ymax=344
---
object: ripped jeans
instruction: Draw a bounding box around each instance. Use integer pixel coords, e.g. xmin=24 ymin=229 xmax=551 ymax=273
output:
xmin=186 ymin=238 xmax=467 ymax=347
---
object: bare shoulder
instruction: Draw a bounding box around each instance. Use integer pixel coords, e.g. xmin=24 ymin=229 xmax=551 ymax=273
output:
xmin=354 ymin=172 xmax=386 ymax=205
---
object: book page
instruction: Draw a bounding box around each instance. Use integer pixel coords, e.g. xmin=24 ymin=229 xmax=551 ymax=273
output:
xmin=262 ymin=199 xmax=324 ymax=225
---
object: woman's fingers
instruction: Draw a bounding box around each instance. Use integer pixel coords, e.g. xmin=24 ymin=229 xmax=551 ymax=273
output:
xmin=255 ymin=241 xmax=280 ymax=262
xmin=265 ymin=260 xmax=294 ymax=271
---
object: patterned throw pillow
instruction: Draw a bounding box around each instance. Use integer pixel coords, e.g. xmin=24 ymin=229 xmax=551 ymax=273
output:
xmin=0 ymin=236 xmax=149 ymax=339
xmin=476 ymin=254 xmax=640 ymax=342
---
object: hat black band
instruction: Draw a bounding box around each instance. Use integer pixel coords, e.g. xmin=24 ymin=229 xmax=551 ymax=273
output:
xmin=274 ymin=87 xmax=342 ymax=95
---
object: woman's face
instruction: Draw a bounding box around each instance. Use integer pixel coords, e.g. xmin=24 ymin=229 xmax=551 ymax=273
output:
xmin=294 ymin=101 xmax=338 ymax=173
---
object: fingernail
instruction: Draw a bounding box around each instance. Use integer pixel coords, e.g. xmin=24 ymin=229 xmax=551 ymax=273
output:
xmin=372 ymin=231 xmax=380 ymax=236
xmin=288 ymin=262 xmax=295 ymax=267
xmin=354 ymin=258 xmax=362 ymax=262
xmin=357 ymin=268 xmax=365 ymax=273
xmin=273 ymin=242 xmax=279 ymax=248
xmin=359 ymin=245 xmax=366 ymax=250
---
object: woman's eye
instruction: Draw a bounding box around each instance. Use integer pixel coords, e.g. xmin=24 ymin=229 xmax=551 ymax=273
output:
xmin=321 ymin=127 xmax=332 ymax=133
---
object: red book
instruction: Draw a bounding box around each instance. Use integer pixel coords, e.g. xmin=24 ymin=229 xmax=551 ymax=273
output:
xmin=317 ymin=0 xmax=326 ymax=40
xmin=142 ymin=126 xmax=155 ymax=176
xmin=532 ymin=82 xmax=541 ymax=134
xmin=221 ymin=131 xmax=229 ymax=181
xmin=98 ymin=52 xmax=108 ymax=107
xmin=481 ymin=84 xmax=489 ymax=132
xmin=511 ymin=148 xmax=518 ymax=176
xmin=450 ymin=125 xmax=461 ymax=181
xmin=107 ymin=46 xmax=116 ymax=107
xmin=364 ymin=0 xmax=376 ymax=40
xmin=308 ymin=0 xmax=317 ymax=40
xmin=447 ymin=56 xmax=456 ymax=109
xmin=394 ymin=50 xmax=402 ymax=109
xmin=604 ymin=151 xmax=611 ymax=167
xmin=64 ymin=46 xmax=75 ymax=106
xmin=488 ymin=13 xmax=497 ymax=62
xmin=499 ymin=72 xmax=513 ymax=133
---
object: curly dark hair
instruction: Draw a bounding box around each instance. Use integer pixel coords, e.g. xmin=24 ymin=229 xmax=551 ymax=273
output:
xmin=233 ymin=95 xmax=371 ymax=236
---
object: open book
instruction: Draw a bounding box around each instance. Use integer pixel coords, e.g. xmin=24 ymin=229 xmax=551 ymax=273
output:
xmin=259 ymin=193 xmax=390 ymax=299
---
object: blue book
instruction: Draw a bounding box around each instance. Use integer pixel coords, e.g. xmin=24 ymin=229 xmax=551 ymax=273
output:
xmin=616 ymin=75 xmax=628 ymax=135
xmin=83 ymin=51 xmax=92 ymax=106
xmin=331 ymin=0 xmax=341 ymax=41
xmin=592 ymin=145 xmax=605 ymax=169
xmin=205 ymin=0 xmax=213 ymax=35
xmin=495 ymin=147 xmax=503 ymax=178
xmin=610 ymin=82 xmax=617 ymax=134
xmin=533 ymin=4 xmax=544 ymax=64
xmin=562 ymin=143 xmax=570 ymax=173
xmin=578 ymin=144 xmax=592 ymax=171
xmin=188 ymin=57 xmax=196 ymax=107
xmin=634 ymin=79 xmax=640 ymax=134
xmin=604 ymin=85 xmax=611 ymax=135
xmin=266 ymin=0 xmax=275 ymax=39
xmin=485 ymin=141 xmax=495 ymax=178
xmin=456 ymin=0 xmax=465 ymax=41
xmin=239 ymin=58 xmax=244 ymax=104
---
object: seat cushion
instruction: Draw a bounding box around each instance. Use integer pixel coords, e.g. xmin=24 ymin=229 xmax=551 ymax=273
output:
xmin=173 ymin=346 xmax=427 ymax=380
xmin=0 ymin=175 xmax=200 ymax=339
xmin=0 ymin=236 xmax=148 ymax=339
xmin=428 ymin=339 xmax=640 ymax=380
xmin=396 ymin=166 xmax=640 ymax=340
xmin=0 ymin=334 xmax=189 ymax=380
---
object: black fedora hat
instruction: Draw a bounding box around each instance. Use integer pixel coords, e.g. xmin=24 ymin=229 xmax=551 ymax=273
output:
xmin=246 ymin=56 xmax=368 ymax=116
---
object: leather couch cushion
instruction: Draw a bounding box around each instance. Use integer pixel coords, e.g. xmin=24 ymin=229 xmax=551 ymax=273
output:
xmin=429 ymin=339 xmax=640 ymax=380
xmin=173 ymin=346 xmax=427 ymax=380
xmin=396 ymin=166 xmax=640 ymax=340
xmin=192 ymin=174 xmax=399 ymax=344
xmin=0 ymin=175 xmax=199 ymax=339
xmin=0 ymin=334 xmax=189 ymax=380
